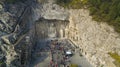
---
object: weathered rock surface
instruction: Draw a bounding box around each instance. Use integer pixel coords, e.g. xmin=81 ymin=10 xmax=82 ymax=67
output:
xmin=0 ymin=0 xmax=120 ymax=67
xmin=41 ymin=3 xmax=69 ymax=20
xmin=0 ymin=0 xmax=37 ymax=67
xmin=30 ymin=0 xmax=69 ymax=22
xmin=35 ymin=19 xmax=68 ymax=39
xmin=0 ymin=0 xmax=69 ymax=66
xmin=65 ymin=9 xmax=120 ymax=67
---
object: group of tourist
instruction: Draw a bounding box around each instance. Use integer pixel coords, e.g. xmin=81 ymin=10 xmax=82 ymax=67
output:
xmin=48 ymin=40 xmax=71 ymax=67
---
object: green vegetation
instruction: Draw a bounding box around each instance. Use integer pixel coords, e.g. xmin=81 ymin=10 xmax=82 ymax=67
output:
xmin=0 ymin=61 xmax=3 ymax=64
xmin=108 ymin=52 xmax=120 ymax=67
xmin=5 ymin=0 xmax=26 ymax=3
xmin=0 ymin=61 xmax=6 ymax=67
xmin=87 ymin=0 xmax=120 ymax=33
xmin=6 ymin=0 xmax=17 ymax=3
xmin=56 ymin=0 xmax=120 ymax=33
xmin=56 ymin=0 xmax=88 ymax=9
xmin=70 ymin=64 xmax=78 ymax=67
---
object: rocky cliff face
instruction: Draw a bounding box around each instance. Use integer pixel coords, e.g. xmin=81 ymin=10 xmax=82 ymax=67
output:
xmin=0 ymin=0 xmax=69 ymax=67
xmin=0 ymin=0 xmax=120 ymax=67
xmin=34 ymin=0 xmax=69 ymax=40
xmin=65 ymin=9 xmax=120 ymax=67
xmin=35 ymin=19 xmax=68 ymax=40
xmin=0 ymin=0 xmax=38 ymax=67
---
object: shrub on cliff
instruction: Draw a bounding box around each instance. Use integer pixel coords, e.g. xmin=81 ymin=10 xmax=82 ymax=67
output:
xmin=56 ymin=0 xmax=120 ymax=33
xmin=6 ymin=0 xmax=17 ymax=3
xmin=108 ymin=52 xmax=120 ymax=67
xmin=56 ymin=0 xmax=88 ymax=9
xmin=6 ymin=0 xmax=26 ymax=3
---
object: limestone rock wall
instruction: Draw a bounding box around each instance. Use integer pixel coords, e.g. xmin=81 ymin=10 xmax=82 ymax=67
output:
xmin=65 ymin=9 xmax=120 ymax=67
xmin=35 ymin=19 xmax=68 ymax=40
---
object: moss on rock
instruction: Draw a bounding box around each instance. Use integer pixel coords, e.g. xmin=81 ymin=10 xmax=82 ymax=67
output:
xmin=108 ymin=52 xmax=120 ymax=67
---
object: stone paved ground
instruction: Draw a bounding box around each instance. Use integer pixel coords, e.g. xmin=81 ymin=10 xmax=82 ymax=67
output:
xmin=30 ymin=39 xmax=93 ymax=67
xmin=70 ymin=49 xmax=93 ymax=67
